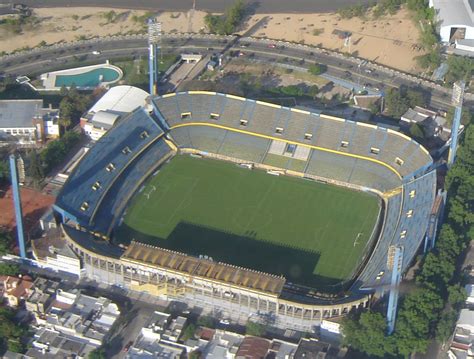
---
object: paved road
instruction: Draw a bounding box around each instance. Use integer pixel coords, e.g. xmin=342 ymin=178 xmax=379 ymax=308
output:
xmin=0 ymin=0 xmax=374 ymax=13
xmin=0 ymin=35 xmax=466 ymax=112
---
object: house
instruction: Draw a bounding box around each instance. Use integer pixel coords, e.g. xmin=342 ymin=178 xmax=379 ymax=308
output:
xmin=0 ymin=100 xmax=60 ymax=145
xmin=294 ymin=338 xmax=342 ymax=359
xmin=429 ymin=0 xmax=474 ymax=51
xmin=400 ymin=106 xmax=448 ymax=139
xmin=0 ymin=275 xmax=34 ymax=307
xmin=162 ymin=316 xmax=187 ymax=342
xmin=236 ymin=336 xmax=271 ymax=359
xmin=80 ymin=85 xmax=149 ymax=141
xmin=25 ymin=278 xmax=59 ymax=316
xmin=41 ymin=289 xmax=120 ymax=346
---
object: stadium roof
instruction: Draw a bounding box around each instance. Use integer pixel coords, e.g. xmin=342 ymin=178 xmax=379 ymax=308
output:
xmin=431 ymin=0 xmax=474 ymax=28
xmin=122 ymin=241 xmax=286 ymax=296
xmin=90 ymin=110 xmax=122 ymax=130
xmin=88 ymin=85 xmax=148 ymax=115
xmin=0 ymin=99 xmax=43 ymax=128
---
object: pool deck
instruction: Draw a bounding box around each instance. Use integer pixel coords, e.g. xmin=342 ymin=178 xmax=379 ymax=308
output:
xmin=40 ymin=61 xmax=123 ymax=90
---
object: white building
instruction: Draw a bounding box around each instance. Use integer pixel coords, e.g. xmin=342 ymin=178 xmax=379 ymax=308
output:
xmin=451 ymin=309 xmax=474 ymax=356
xmin=0 ymin=99 xmax=60 ymax=145
xmin=80 ymin=85 xmax=149 ymax=141
xmin=32 ymin=231 xmax=82 ymax=277
xmin=43 ymin=290 xmax=120 ymax=346
xmin=430 ymin=0 xmax=474 ymax=46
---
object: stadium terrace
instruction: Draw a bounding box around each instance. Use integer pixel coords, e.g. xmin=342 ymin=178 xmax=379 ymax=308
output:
xmin=54 ymin=91 xmax=436 ymax=331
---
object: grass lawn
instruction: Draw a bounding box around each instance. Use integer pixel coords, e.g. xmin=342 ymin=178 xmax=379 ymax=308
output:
xmin=117 ymin=155 xmax=380 ymax=288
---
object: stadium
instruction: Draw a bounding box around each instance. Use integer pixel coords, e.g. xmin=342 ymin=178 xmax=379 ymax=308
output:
xmin=54 ymin=91 xmax=436 ymax=330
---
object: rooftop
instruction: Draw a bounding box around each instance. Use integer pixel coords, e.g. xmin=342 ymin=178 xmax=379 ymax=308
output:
xmin=236 ymin=336 xmax=271 ymax=359
xmin=431 ymin=0 xmax=474 ymax=28
xmin=0 ymin=99 xmax=43 ymax=128
xmin=88 ymin=85 xmax=149 ymax=115
xmin=122 ymin=241 xmax=286 ymax=296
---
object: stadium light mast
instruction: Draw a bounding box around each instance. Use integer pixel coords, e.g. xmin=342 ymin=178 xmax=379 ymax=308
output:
xmin=147 ymin=18 xmax=162 ymax=96
xmin=448 ymin=81 xmax=465 ymax=166
xmin=386 ymin=246 xmax=404 ymax=335
xmin=9 ymin=154 xmax=27 ymax=259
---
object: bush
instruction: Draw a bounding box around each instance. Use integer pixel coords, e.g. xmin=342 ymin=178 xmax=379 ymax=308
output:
xmin=40 ymin=131 xmax=81 ymax=173
xmin=308 ymin=63 xmax=326 ymax=75
xmin=246 ymin=321 xmax=265 ymax=336
xmin=204 ymin=0 xmax=246 ymax=35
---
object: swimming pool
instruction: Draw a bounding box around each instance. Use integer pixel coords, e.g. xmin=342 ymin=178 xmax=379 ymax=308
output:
xmin=54 ymin=67 xmax=121 ymax=87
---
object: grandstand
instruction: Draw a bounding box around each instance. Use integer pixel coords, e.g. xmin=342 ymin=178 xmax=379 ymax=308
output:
xmin=54 ymin=107 xmax=169 ymax=233
xmin=54 ymin=90 xmax=437 ymax=322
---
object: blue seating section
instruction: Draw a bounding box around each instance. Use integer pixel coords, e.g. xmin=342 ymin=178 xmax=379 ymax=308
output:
xmin=356 ymin=171 xmax=436 ymax=290
xmin=92 ymin=138 xmax=172 ymax=235
xmin=55 ymin=108 xmax=163 ymax=227
xmin=152 ymin=92 xmax=433 ymax=180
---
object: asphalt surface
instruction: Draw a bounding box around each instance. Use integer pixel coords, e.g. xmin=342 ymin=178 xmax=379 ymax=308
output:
xmin=0 ymin=0 xmax=374 ymax=13
xmin=0 ymin=35 xmax=467 ymax=112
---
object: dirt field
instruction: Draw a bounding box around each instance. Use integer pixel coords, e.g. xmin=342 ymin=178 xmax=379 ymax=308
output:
xmin=0 ymin=6 xmax=423 ymax=73
xmin=0 ymin=186 xmax=55 ymax=233
xmin=246 ymin=8 xmax=423 ymax=72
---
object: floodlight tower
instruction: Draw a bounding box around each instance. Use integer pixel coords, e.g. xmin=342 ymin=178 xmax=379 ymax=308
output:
xmin=448 ymin=81 xmax=465 ymax=166
xmin=9 ymin=154 xmax=26 ymax=259
xmin=386 ymin=246 xmax=404 ymax=335
xmin=147 ymin=18 xmax=162 ymax=96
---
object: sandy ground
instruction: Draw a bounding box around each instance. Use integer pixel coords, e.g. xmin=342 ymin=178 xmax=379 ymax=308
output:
xmin=0 ymin=7 xmax=423 ymax=73
xmin=0 ymin=7 xmax=207 ymax=51
xmin=245 ymin=8 xmax=423 ymax=72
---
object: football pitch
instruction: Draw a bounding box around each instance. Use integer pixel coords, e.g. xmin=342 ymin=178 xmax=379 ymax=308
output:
xmin=117 ymin=155 xmax=381 ymax=288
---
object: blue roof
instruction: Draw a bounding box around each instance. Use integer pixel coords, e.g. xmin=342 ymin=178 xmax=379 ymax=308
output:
xmin=55 ymin=108 xmax=162 ymax=227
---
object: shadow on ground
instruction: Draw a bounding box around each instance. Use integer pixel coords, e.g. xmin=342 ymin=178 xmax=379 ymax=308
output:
xmin=115 ymin=221 xmax=346 ymax=289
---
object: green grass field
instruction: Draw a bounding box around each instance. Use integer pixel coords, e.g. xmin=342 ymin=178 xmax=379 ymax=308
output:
xmin=117 ymin=155 xmax=380 ymax=288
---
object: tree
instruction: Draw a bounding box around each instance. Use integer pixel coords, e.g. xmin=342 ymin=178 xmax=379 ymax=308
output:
xmin=0 ymin=160 xmax=10 ymax=186
xmin=448 ymin=284 xmax=467 ymax=308
xmin=0 ymin=263 xmax=20 ymax=276
xmin=88 ymin=348 xmax=107 ymax=359
xmin=308 ymin=64 xmax=326 ymax=75
xmin=445 ymin=55 xmax=474 ymax=84
xmin=59 ymin=97 xmax=74 ymax=132
xmin=204 ymin=0 xmax=246 ymax=35
xmin=197 ymin=316 xmax=216 ymax=328
xmin=245 ymin=320 xmax=265 ymax=336
xmin=181 ymin=323 xmax=196 ymax=341
xmin=409 ymin=123 xmax=425 ymax=140
xmin=445 ymin=106 xmax=472 ymax=127
xmin=436 ymin=309 xmax=457 ymax=345
xmin=28 ymin=149 xmax=44 ymax=188
xmin=0 ymin=231 xmax=11 ymax=256
xmin=342 ymin=311 xmax=395 ymax=358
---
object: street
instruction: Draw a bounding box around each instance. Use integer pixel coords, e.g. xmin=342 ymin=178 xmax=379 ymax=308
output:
xmin=0 ymin=34 xmax=467 ymax=112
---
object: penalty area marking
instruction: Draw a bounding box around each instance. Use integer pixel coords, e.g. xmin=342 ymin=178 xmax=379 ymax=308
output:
xmin=353 ymin=232 xmax=363 ymax=247
xmin=145 ymin=185 xmax=157 ymax=200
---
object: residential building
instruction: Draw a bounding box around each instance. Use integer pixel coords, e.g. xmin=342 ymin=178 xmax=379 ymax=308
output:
xmin=235 ymin=336 xmax=271 ymax=359
xmin=400 ymin=106 xmax=449 ymax=139
xmin=26 ymin=327 xmax=97 ymax=358
xmin=294 ymin=338 xmax=341 ymax=359
xmin=41 ymin=289 xmax=120 ymax=346
xmin=162 ymin=316 xmax=187 ymax=342
xmin=80 ymin=85 xmax=149 ymax=141
xmin=0 ymin=99 xmax=60 ymax=145
xmin=25 ymin=278 xmax=59 ymax=317
xmin=0 ymin=275 xmax=34 ymax=307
